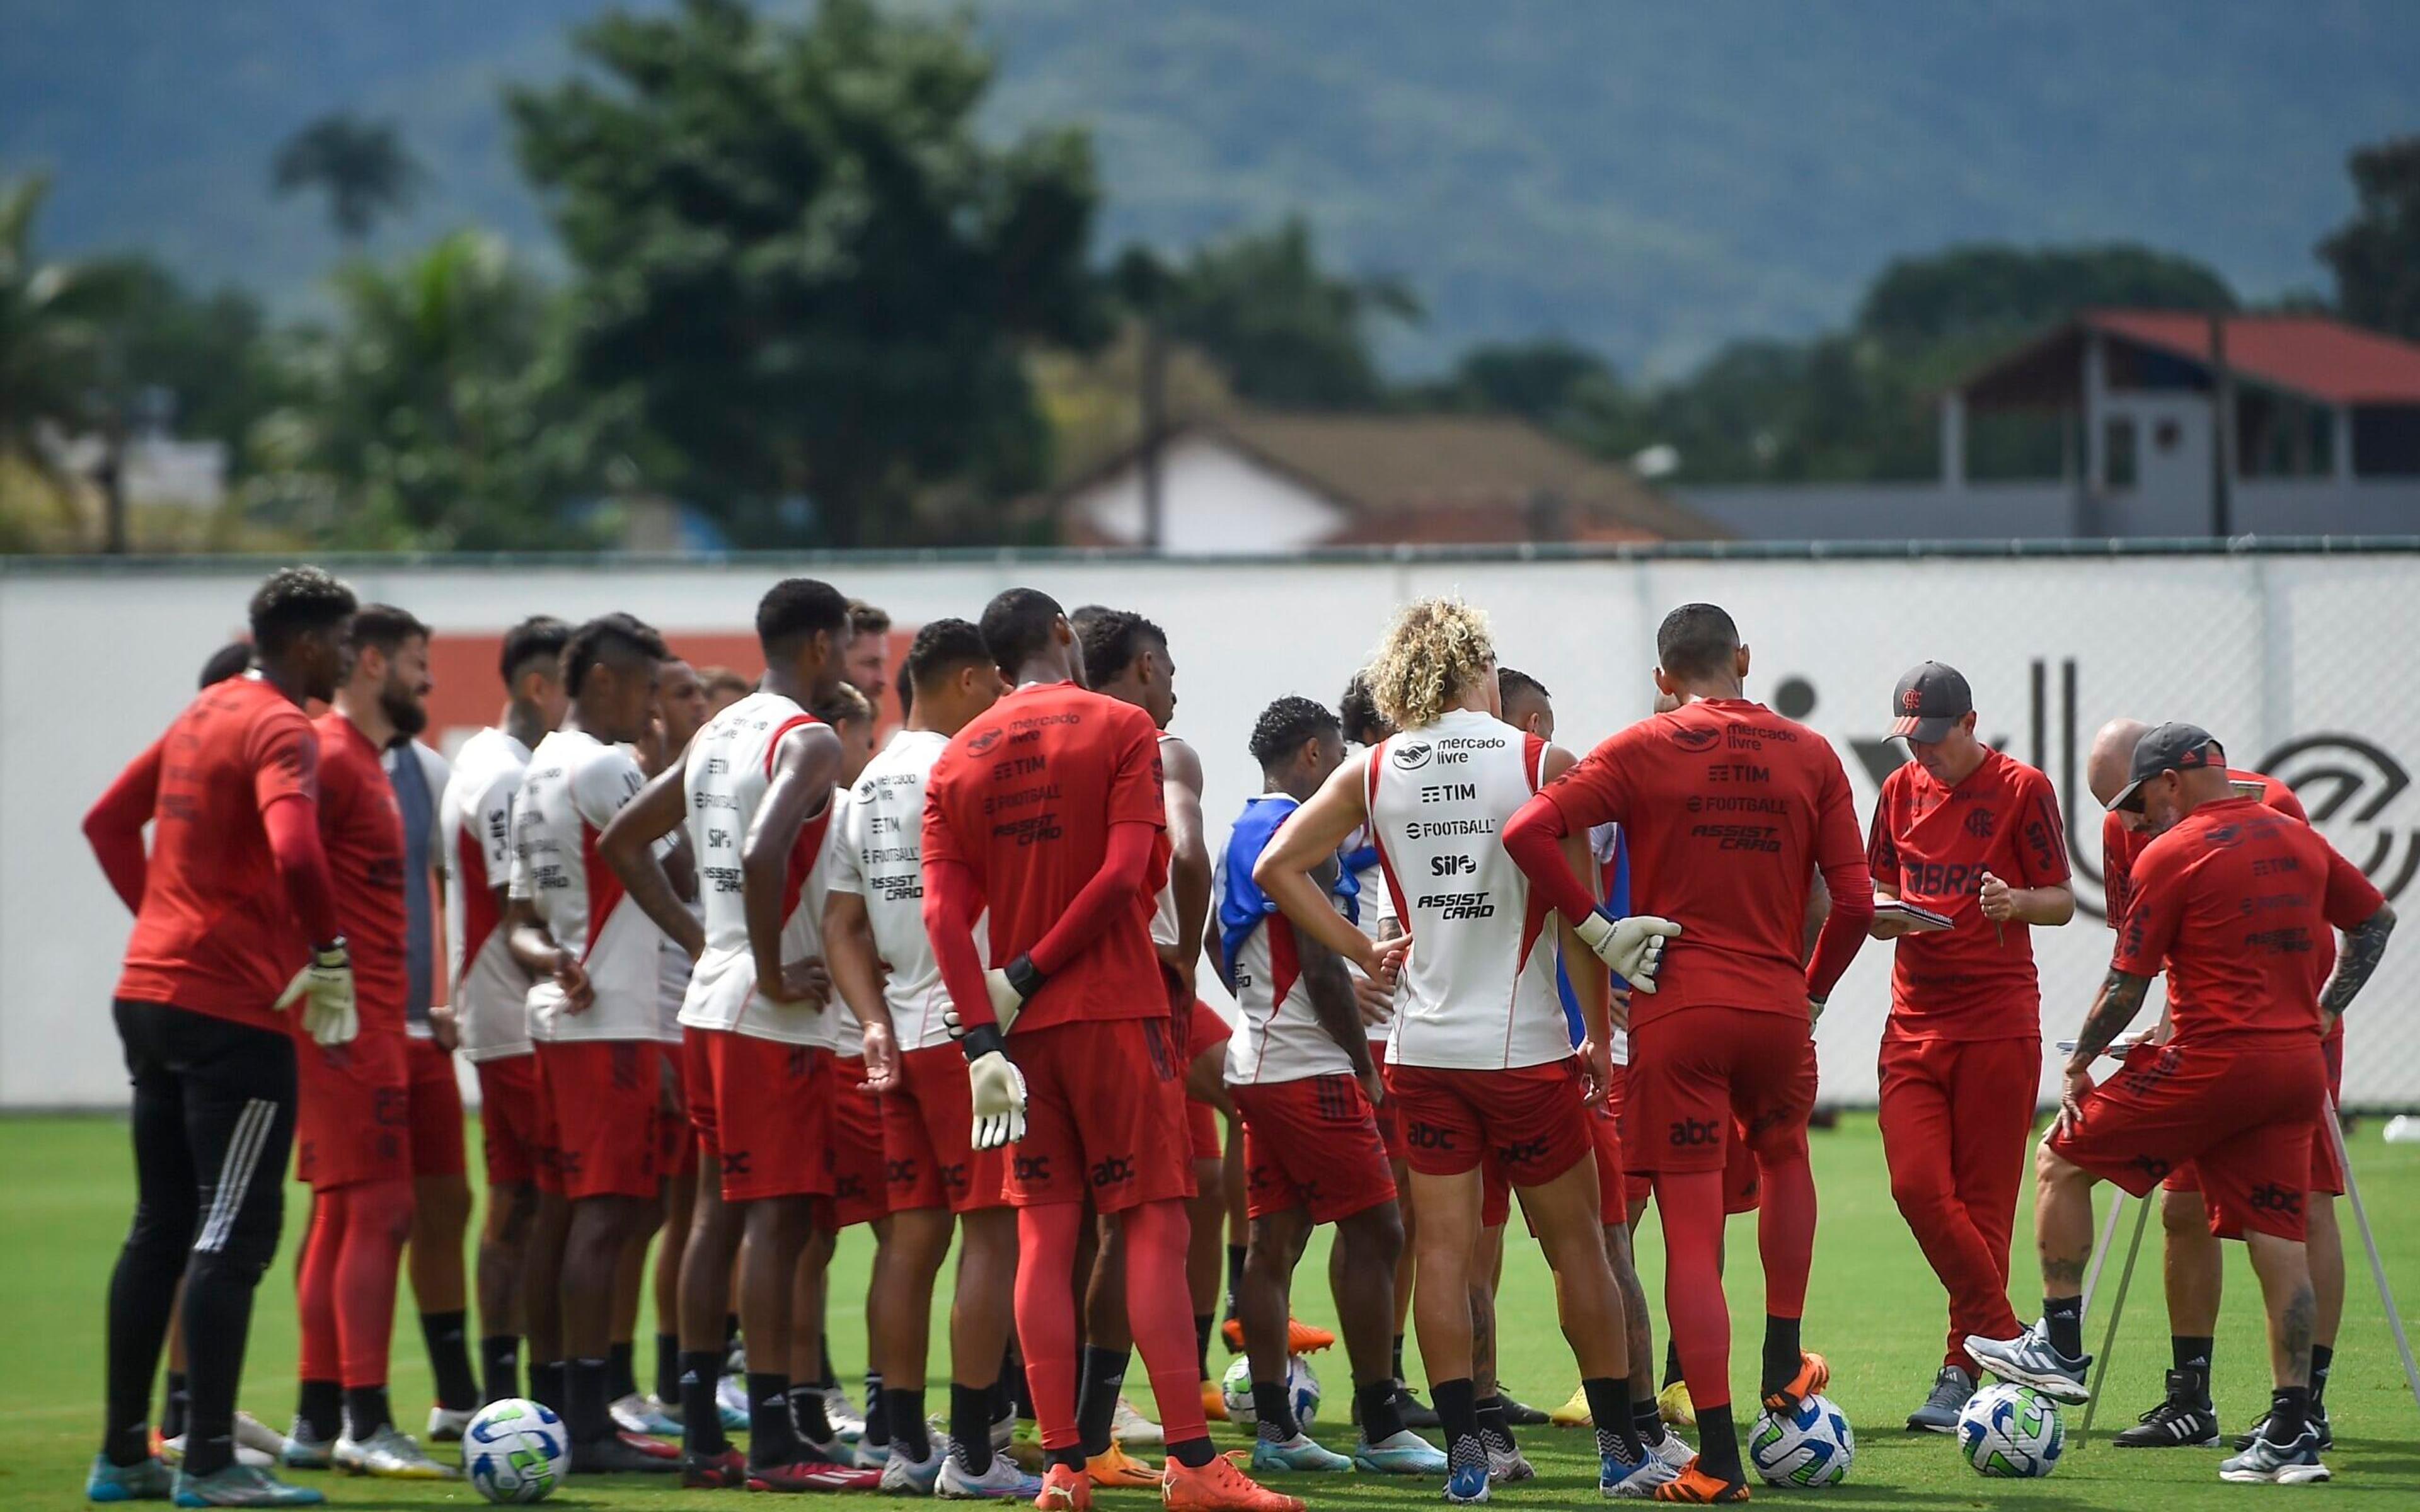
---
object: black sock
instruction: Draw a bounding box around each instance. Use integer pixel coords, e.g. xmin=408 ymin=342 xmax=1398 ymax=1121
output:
xmin=950 ymin=1382 xmax=996 ymax=1474
xmin=788 ymin=1381 xmax=834 ymax=1444
xmin=2310 ymin=1344 xmax=2334 ymax=1409
xmin=2172 ymin=1335 xmax=2214 ymax=1401
xmin=1695 ymin=1402 xmax=1743 ymax=1485
xmin=725 ymin=1312 xmax=742 ymax=1355
xmin=883 ymin=1385 xmax=925 ymax=1459
xmin=1224 ymin=1246 xmax=1247 ymax=1317
xmin=1631 ymin=1398 xmax=1667 ymax=1448
xmin=679 ymin=1350 xmax=728 ymax=1457
xmin=1391 ymin=1333 xmax=1407 ymax=1385
xmin=2044 ymin=1296 xmax=2085 ymax=1361
xmin=1584 ymin=1378 xmax=1642 ymax=1462
xmin=1434 ymin=1378 xmax=1482 ymax=1476
xmin=1760 ymin=1315 xmax=1804 ymax=1399
xmin=161 ymin=1371 xmax=190 ymax=1441
xmin=527 ymin=1360 xmax=566 ymax=1416
xmin=1075 ymin=1345 xmax=1127 ymax=1458
xmin=1477 ymin=1394 xmax=1515 ymax=1452
xmin=747 ymin=1372 xmax=798 ymax=1466
xmin=342 ymin=1384 xmax=393 ymax=1443
xmin=2265 ymin=1385 xmax=2311 ymax=1446
xmin=607 ymin=1340 xmax=638 ymax=1403
xmin=1168 ymin=1436 xmax=1217 ymax=1469
xmin=1196 ymin=1314 xmax=1215 ymax=1382
xmin=481 ymin=1336 xmax=522 ymax=1407
xmin=863 ymin=1370 xmax=889 ymax=1447
xmin=654 ymin=1331 xmax=681 ymax=1405
xmin=420 ymin=1309 xmax=479 ymax=1411
xmin=296 ymin=1378 xmax=342 ymax=1445
xmin=1662 ymin=1337 xmax=1684 ymax=1390
xmin=1252 ymin=1381 xmax=1299 ymax=1441
xmin=568 ymin=1357 xmax=612 ymax=1444
xmin=1356 ymin=1378 xmax=1405 ymax=1441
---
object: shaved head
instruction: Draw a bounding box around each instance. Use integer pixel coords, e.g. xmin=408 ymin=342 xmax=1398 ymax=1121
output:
xmin=2087 ymin=718 xmax=2152 ymax=808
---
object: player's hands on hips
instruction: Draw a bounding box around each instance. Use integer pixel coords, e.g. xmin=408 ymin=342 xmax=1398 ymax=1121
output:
xmin=1979 ymin=870 xmax=2017 ymax=924
xmin=1358 ymin=1063 xmax=1385 ymax=1110
xmin=860 ymin=1020 xmax=901 ymax=1092
xmin=2056 ymin=1061 xmax=2095 ymax=1139
xmin=277 ymin=942 xmax=358 ymax=1047
xmin=766 ymin=956 xmax=832 ymax=1009
xmin=1609 ymin=987 xmax=1632 ymax=1034
xmin=551 ymin=949 xmax=594 ymax=1014
xmin=1576 ymin=1036 xmax=1613 ymax=1109
xmin=1576 ymin=910 xmax=1681 ymax=990
xmin=966 ymin=1050 xmax=1027 ymax=1150
xmin=428 ymin=1001 xmax=460 ymax=1051
xmin=1351 ymin=969 xmax=1394 ymax=1028
xmin=1357 ymin=932 xmax=1412 ymax=990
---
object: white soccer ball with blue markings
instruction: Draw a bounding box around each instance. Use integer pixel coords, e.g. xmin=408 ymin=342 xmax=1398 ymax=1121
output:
xmin=1219 ymin=1354 xmax=1320 ymax=1429
xmin=1749 ymin=1393 xmax=1853 ymax=1487
xmin=464 ymin=1397 xmax=567 ymax=1503
xmin=1958 ymin=1382 xmax=2064 ymax=1478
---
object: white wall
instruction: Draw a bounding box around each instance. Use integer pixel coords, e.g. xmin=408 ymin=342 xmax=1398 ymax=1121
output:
xmin=1067 ymin=435 xmax=1345 ymax=553
xmin=11 ymin=549 xmax=2420 ymax=1108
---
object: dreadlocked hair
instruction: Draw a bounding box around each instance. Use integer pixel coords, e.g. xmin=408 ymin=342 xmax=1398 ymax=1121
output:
xmin=1366 ymin=597 xmax=1494 ymax=732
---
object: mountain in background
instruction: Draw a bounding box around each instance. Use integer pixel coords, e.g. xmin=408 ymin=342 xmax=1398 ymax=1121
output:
xmin=4 ymin=0 xmax=2410 ymax=375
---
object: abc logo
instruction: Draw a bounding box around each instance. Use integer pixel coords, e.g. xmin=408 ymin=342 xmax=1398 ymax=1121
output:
xmin=1668 ymin=1118 xmax=1720 ymax=1148
xmin=1405 ymin=1122 xmax=1458 ymax=1151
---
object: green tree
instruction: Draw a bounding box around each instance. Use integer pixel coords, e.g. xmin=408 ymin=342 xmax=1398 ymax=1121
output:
xmin=0 ymin=176 xmax=104 ymax=474
xmin=272 ymin=113 xmax=426 ymax=247
xmin=508 ymin=0 xmax=1102 ymax=547
xmin=1139 ymin=217 xmax=1420 ymax=408
xmin=2319 ymin=135 xmax=2420 ymax=341
xmin=1856 ymin=243 xmax=2233 ymax=346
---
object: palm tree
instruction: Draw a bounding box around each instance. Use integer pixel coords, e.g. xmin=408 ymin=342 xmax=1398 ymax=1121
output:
xmin=0 ymin=176 xmax=108 ymax=521
xmin=272 ymin=114 xmax=425 ymax=248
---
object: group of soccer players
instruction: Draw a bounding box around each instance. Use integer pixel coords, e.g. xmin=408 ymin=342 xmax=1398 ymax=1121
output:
xmin=83 ymin=565 xmax=2394 ymax=1506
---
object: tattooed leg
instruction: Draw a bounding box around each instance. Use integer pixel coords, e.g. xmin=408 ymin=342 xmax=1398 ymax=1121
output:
xmin=2034 ymin=1141 xmax=2098 ymax=1300
xmin=2246 ymin=1231 xmax=2317 ymax=1390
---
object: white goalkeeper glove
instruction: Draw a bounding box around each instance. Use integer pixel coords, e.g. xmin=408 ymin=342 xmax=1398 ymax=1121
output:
xmin=966 ymin=1050 xmax=1028 ymax=1150
xmin=1573 ymin=910 xmax=1682 ymax=992
xmin=277 ymin=940 xmax=358 ymax=1046
xmin=942 ymin=954 xmax=1044 ymax=1041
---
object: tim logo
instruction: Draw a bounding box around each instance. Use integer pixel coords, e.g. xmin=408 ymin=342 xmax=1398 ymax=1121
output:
xmin=967 ymin=728 xmax=1003 ymax=755
xmin=2249 ymin=1183 xmax=2303 ymax=1220
xmin=1962 ymin=807 xmax=1997 ymax=840
xmin=1668 ymin=727 xmax=1721 ymax=753
xmin=1392 ymin=742 xmax=1434 ymax=770
xmin=1668 ymin=1118 xmax=1720 ymax=1148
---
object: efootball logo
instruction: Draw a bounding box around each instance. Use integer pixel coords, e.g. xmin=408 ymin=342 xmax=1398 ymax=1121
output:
xmin=1668 ymin=727 xmax=1720 ymax=753
xmin=967 ymin=728 xmax=1003 ymax=755
xmin=1392 ymin=742 xmax=1434 ymax=770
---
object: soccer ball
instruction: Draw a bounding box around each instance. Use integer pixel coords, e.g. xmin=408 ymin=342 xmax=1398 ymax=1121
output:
xmin=1219 ymin=1354 xmax=1321 ymax=1429
xmin=463 ymin=1398 xmax=568 ymax=1504
xmin=1958 ymin=1383 xmax=2064 ymax=1478
xmin=1749 ymin=1394 xmax=1853 ymax=1487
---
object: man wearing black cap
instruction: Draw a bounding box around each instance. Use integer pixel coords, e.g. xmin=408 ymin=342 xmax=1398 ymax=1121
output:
xmin=1966 ymin=723 xmax=2397 ymax=1486
xmin=1865 ymin=663 xmax=2073 ymax=1433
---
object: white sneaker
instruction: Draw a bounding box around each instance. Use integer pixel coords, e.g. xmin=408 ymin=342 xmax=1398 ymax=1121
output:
xmin=1642 ymin=1428 xmax=1694 ymax=1472
xmin=611 ymin=1392 xmax=680 ymax=1436
xmin=647 ymin=1391 xmax=685 ymax=1427
xmin=160 ymin=1430 xmax=275 ymax=1470
xmin=333 ymin=1424 xmax=456 ymax=1479
xmin=935 ymin=1441 xmax=1044 ymax=1499
xmin=880 ymin=1435 xmax=946 ymax=1494
xmin=1110 ymin=1395 xmax=1163 ymax=1447
xmin=279 ymin=1419 xmax=333 ymax=1470
xmin=822 ymin=1384 xmax=867 ymax=1444
xmin=715 ymin=1373 xmax=749 ymax=1423
xmin=1484 ymin=1438 xmax=1534 ymax=1483
xmin=424 ymin=1404 xmax=476 ymax=1443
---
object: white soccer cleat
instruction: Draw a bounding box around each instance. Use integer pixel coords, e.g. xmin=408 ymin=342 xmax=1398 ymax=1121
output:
xmin=424 ymin=1405 xmax=476 ymax=1443
xmin=822 ymin=1383 xmax=867 ymax=1443
xmin=610 ymin=1392 xmax=680 ymax=1436
xmin=1964 ymin=1321 xmax=2090 ymax=1404
xmin=332 ymin=1424 xmax=455 ymax=1479
xmin=1111 ymin=1395 xmax=1163 ymax=1447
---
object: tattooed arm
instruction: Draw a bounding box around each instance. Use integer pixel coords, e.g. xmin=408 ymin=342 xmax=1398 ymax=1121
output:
xmin=2320 ymin=902 xmax=2397 ymax=1033
xmin=2058 ymin=966 xmax=2154 ymax=1137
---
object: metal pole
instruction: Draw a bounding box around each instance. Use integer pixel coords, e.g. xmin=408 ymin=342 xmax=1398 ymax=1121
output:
xmin=2080 ymin=1193 xmax=2152 ymax=1443
xmin=2323 ymin=1098 xmax=2420 ymax=1418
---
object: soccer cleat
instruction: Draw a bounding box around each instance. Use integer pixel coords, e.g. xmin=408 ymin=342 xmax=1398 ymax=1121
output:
xmin=1499 ymin=1395 xmax=1550 ymax=1427
xmin=1201 ymin=1381 xmax=1229 ymax=1423
xmin=424 ymin=1405 xmax=475 ymax=1443
xmin=1112 ymin=1395 xmax=1163 ymax=1447
xmin=858 ymin=1439 xmax=894 ymax=1469
xmin=1352 ymin=1428 xmax=1448 ymax=1475
xmin=797 ymin=1426 xmax=863 ymax=1470
xmin=161 ymin=1434 xmax=274 ymax=1472
xmin=331 ymin=1426 xmax=454 ymax=1478
xmin=2219 ymin=1427 xmax=2331 ymax=1484
xmin=274 ymin=1421 xmax=330 ymax=1472
xmin=934 ymin=1442 xmax=1042 ymax=1500
xmin=880 ymin=1436 xmax=946 ymax=1494
xmin=570 ymin=1433 xmax=683 ymax=1473
xmin=1087 ymin=1443 xmax=1161 ymax=1487
xmin=1904 ymin=1365 xmax=1975 ymax=1435
xmin=681 ymin=1446 xmax=749 ymax=1488
xmin=1641 ymin=1429 xmax=1695 ymax=1474
xmin=168 ymin=1464 xmax=327 ymax=1508
xmin=824 ymin=1385 xmax=868 ymax=1445
xmin=1964 ymin=1323 xmax=2090 ymax=1404
xmin=1160 ymin=1451 xmax=1306 ymax=1512
xmin=1219 ymin=1317 xmax=1336 ymax=1355
xmin=2116 ymin=1372 xmax=2220 ymax=1448
xmin=1598 ymin=1443 xmax=1681 ymax=1499
xmin=87 ymin=1452 xmax=175 ymax=1503
xmin=1444 ymin=1445 xmax=1492 ymax=1506
xmin=1758 ymin=1350 xmax=1829 ymax=1415
xmin=749 ymin=1457 xmax=886 ymax=1492
xmin=1550 ymin=1385 xmax=1593 ymax=1427
xmin=1481 ymin=1427 xmax=1532 ymax=1484
xmin=1396 ymin=1383 xmax=1442 ymax=1430
xmin=1647 ymin=1457 xmax=1749 ymax=1504
xmin=717 ymin=1372 xmax=750 ymax=1426
xmin=1247 ymin=1433 xmax=1352 ymax=1474
xmin=611 ymin=1392 xmax=681 ymax=1436
xmin=1031 ymin=1462 xmax=1092 ymax=1511
xmin=2233 ymin=1403 xmax=2332 ymax=1452
xmin=1655 ymin=1382 xmax=1695 ymax=1429
xmin=618 ymin=1428 xmax=683 ymax=1460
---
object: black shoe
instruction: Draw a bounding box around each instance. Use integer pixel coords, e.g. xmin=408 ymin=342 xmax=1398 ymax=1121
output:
xmin=573 ymin=1434 xmax=684 ymax=1472
xmin=2112 ymin=1372 xmax=2220 ymax=1448
xmin=1395 ymin=1383 xmax=1441 ymax=1430
xmin=2234 ymin=1403 xmax=2332 ymax=1453
xmin=1498 ymin=1395 xmax=1550 ymax=1428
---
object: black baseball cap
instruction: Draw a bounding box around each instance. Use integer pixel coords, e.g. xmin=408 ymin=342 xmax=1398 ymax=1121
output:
xmin=1888 ymin=662 xmax=1972 ymax=742
xmin=2108 ymin=721 xmax=2227 ymax=812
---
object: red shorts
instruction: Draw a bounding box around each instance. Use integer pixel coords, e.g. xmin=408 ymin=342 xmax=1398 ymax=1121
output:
xmin=1478 ymin=1101 xmax=1624 ymax=1230
xmin=405 ymin=1035 xmax=466 ymax=1181
xmin=475 ymin=1053 xmax=543 ymax=1188
xmin=1372 ymin=1075 xmax=1406 ymax=1162
xmin=1627 ymin=1008 xmax=1816 ymax=1176
xmin=1006 ymin=1017 xmax=1194 ymax=1212
xmin=2162 ymin=1034 xmax=2346 ymax=1200
xmin=656 ymin=1051 xmax=698 ymax=1180
xmin=681 ymin=1026 xmax=720 ymax=1162
xmin=1611 ymin=1064 xmax=1764 ymax=1214
xmin=296 ymin=1029 xmax=411 ymax=1191
xmin=704 ymin=1031 xmax=831 ymax=1203
xmin=535 ymin=1038 xmax=663 ymax=1200
xmin=829 ymin=1055 xmax=889 ymax=1228
xmin=882 ymin=1043 xmax=1009 ymax=1213
xmin=1187 ymin=1099 xmax=1223 ymax=1164
xmin=1232 ymin=1075 xmax=1397 ymax=1223
xmin=2051 ymin=1038 xmax=2325 ymax=1242
xmin=1387 ymin=1058 xmax=1592 ymax=1185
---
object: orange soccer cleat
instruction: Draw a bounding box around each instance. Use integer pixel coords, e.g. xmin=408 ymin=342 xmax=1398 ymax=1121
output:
xmin=1760 ymin=1351 xmax=1831 ymax=1416
xmin=1651 ymin=1457 xmax=1751 ymax=1504
xmin=1219 ymin=1317 xmax=1336 ymax=1355
xmin=1035 ymin=1461 xmax=1093 ymax=1512
xmin=1160 ymin=1452 xmax=1306 ymax=1512
xmin=1200 ymin=1380 xmax=1229 ymax=1423
xmin=1087 ymin=1444 xmax=1161 ymax=1489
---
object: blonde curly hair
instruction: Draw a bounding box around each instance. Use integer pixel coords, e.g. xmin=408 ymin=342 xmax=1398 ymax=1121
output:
xmin=1366 ymin=597 xmax=1496 ymax=731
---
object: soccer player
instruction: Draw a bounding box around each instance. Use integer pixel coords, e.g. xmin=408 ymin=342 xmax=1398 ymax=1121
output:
xmin=826 ymin=618 xmax=1037 ymax=1498
xmin=2083 ymin=718 xmax=2349 ymax=1450
xmin=700 ymin=666 xmax=753 ymax=718
xmin=1501 ymin=602 xmax=1873 ymax=1503
xmin=597 ymin=578 xmax=878 ymax=1492
xmin=1255 ymin=597 xmax=1670 ymax=1503
xmin=1216 ymin=694 xmax=1447 ymax=1479
xmin=846 ymin=598 xmax=892 ymax=711
xmin=922 ymin=588 xmax=1299 ymax=1512
xmin=84 ymin=566 xmax=358 ymax=1509
xmin=504 ymin=612 xmax=681 ymax=1475
xmin=440 ymin=614 xmax=570 ymax=1411
xmin=283 ymin=604 xmax=454 ymax=1479
xmin=1966 ymin=723 xmax=2397 ymax=1485
xmin=1863 ymin=662 xmax=2075 ymax=1431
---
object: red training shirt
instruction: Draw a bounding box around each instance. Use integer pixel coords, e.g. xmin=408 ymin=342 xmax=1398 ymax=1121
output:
xmin=313 ymin=712 xmax=410 ymax=1037
xmin=1866 ymin=746 xmax=2071 ymax=1040
xmin=1533 ymin=697 xmax=1867 ymax=1029
xmin=2112 ymin=796 xmax=2381 ymax=1048
xmin=111 ymin=677 xmax=321 ymax=1028
xmin=921 ymin=682 xmax=1169 ymax=1032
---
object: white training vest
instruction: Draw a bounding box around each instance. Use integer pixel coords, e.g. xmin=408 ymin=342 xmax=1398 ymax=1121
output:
xmin=1220 ymin=796 xmax=1357 ymax=1086
xmin=510 ymin=728 xmax=660 ymax=1043
xmin=828 ymin=728 xmax=969 ymax=1055
xmin=1363 ymin=707 xmax=1568 ymax=1071
xmin=1150 ymin=731 xmax=1185 ymax=952
xmin=443 ymin=726 xmax=534 ymax=1062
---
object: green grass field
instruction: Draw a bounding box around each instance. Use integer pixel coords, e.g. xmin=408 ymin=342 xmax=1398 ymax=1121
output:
xmin=7 ymin=1111 xmax=2419 ymax=1509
